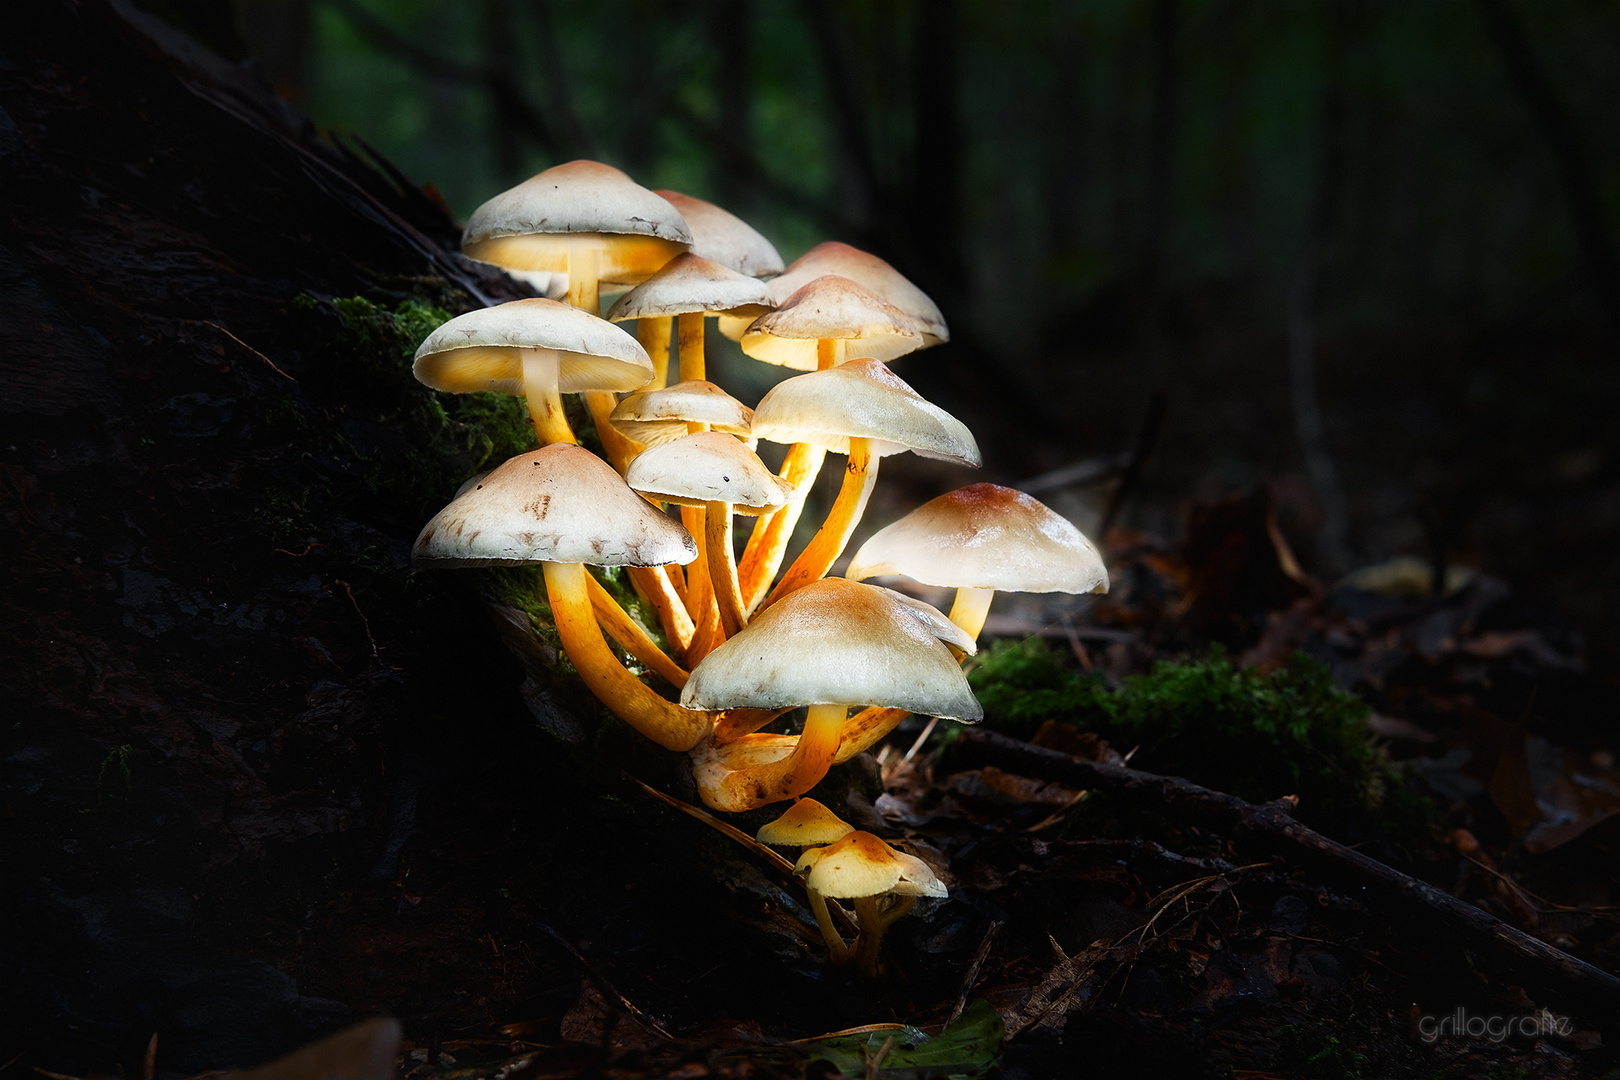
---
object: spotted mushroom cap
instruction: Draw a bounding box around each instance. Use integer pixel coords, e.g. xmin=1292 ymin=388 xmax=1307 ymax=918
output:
xmin=462 ymin=160 xmax=691 ymax=285
xmin=845 ymin=483 xmax=1108 ymax=595
xmin=739 ymin=276 xmax=921 ymax=369
xmin=655 ymin=191 xmax=783 ymax=279
xmin=413 ymin=298 xmax=654 ymax=395
xmin=412 ymin=443 xmax=697 ymax=568
xmin=624 ymin=431 xmax=791 ymax=513
xmin=749 ymin=357 xmax=980 ymax=465
xmin=679 ymin=578 xmax=982 ymax=718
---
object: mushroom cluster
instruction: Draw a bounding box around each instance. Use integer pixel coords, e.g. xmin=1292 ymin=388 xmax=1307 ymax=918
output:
xmin=405 ymin=159 xmax=1108 ymax=973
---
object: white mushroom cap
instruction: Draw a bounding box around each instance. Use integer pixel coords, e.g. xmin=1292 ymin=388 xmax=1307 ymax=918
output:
xmin=846 ymin=483 xmax=1108 ymax=594
xmin=412 ymin=443 xmax=697 ymax=568
xmin=740 ymin=276 xmax=922 ymax=369
xmin=875 ymin=586 xmax=977 ymax=655
xmin=679 ymin=578 xmax=982 ymax=718
xmin=624 ymin=431 xmax=792 ymax=513
xmin=603 ymin=253 xmax=773 ymax=321
xmin=756 ymin=798 xmax=855 ymax=847
xmin=609 ymin=380 xmax=754 ymax=446
xmin=763 ymin=242 xmax=947 ymax=345
xmin=413 ymin=298 xmax=654 ymax=395
xmin=462 ymin=160 xmax=691 ymax=285
xmin=656 ymin=190 xmax=784 ymax=278
xmin=749 ymin=357 xmax=981 ymax=466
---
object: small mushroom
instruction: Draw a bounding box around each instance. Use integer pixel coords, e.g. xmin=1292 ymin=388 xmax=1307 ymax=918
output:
xmin=796 ymin=831 xmax=946 ymax=975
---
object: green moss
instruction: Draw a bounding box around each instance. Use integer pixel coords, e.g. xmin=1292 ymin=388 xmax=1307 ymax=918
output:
xmin=1272 ymin=1020 xmax=1371 ymax=1079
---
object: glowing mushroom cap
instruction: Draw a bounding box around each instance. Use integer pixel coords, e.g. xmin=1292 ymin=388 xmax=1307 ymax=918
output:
xmin=412 ymin=443 xmax=697 ymax=568
xmin=656 ymin=190 xmax=783 ymax=278
xmin=604 ymin=253 xmax=772 ymax=322
xmin=413 ymin=298 xmax=654 ymax=395
xmin=846 ymin=483 xmax=1108 ymax=595
xmin=750 ymin=357 xmax=980 ymax=466
xmin=462 ymin=160 xmax=691 ymax=285
xmin=609 ymin=380 xmax=754 ymax=446
xmin=625 ymin=431 xmax=792 ymax=513
xmin=757 ymin=798 xmax=855 ymax=847
xmin=740 ymin=276 xmax=922 ymax=370
xmin=679 ymin=578 xmax=982 ymax=718
xmin=795 ymin=832 xmax=947 ymax=899
xmin=719 ymin=241 xmax=947 ymax=345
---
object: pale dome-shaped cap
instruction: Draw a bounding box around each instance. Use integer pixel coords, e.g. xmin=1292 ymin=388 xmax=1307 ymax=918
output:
xmin=656 ymin=190 xmax=783 ymax=278
xmin=846 ymin=483 xmax=1108 ymax=595
xmin=462 ymin=160 xmax=691 ymax=285
xmin=412 ymin=443 xmax=698 ymax=568
xmin=876 ymin=586 xmax=977 ymax=655
xmin=604 ymin=253 xmax=773 ymax=322
xmin=766 ymin=242 xmax=948 ymax=346
xmin=757 ymin=798 xmax=855 ymax=847
xmin=625 ymin=431 xmax=791 ymax=513
xmin=740 ymin=276 xmax=922 ymax=370
xmin=795 ymin=831 xmax=945 ymax=899
xmin=680 ymin=578 xmax=983 ymax=718
xmin=609 ymin=380 xmax=753 ymax=446
xmin=750 ymin=357 xmax=980 ymax=466
xmin=413 ymin=298 xmax=654 ymax=395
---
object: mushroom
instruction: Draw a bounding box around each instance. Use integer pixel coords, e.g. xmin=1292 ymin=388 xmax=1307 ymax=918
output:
xmin=609 ymin=380 xmax=754 ymax=448
xmin=796 ymin=831 xmax=946 ymax=974
xmin=461 ymin=160 xmax=693 ymax=471
xmin=625 ymin=431 xmax=791 ymax=647
xmin=834 ymin=484 xmax=1108 ymax=762
xmin=756 ymin=799 xmax=857 ymax=964
xmin=680 ymin=578 xmax=981 ymax=811
xmin=413 ymin=297 xmax=653 ymax=446
xmin=719 ymin=241 xmax=947 ymax=347
xmin=606 ymin=252 xmax=773 ymax=387
xmin=751 ymin=357 xmax=980 ymax=610
xmin=412 ymin=443 xmax=708 ymax=751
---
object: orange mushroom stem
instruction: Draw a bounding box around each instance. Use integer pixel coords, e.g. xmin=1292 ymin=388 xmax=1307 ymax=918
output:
xmin=584 ymin=572 xmax=688 ymax=688
xmin=705 ymin=500 xmax=749 ymax=638
xmin=762 ymin=438 xmax=877 ymax=608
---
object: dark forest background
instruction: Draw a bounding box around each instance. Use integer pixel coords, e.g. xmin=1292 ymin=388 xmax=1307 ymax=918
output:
xmin=151 ymin=0 xmax=1620 ymax=671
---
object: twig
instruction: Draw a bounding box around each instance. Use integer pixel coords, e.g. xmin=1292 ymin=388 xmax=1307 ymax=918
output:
xmin=199 ymin=320 xmax=295 ymax=381
xmin=536 ymin=923 xmax=672 ymax=1041
xmin=953 ymin=727 xmax=1620 ymax=1024
xmin=947 ymin=920 xmax=1002 ymax=1025
xmin=333 ymin=579 xmax=382 ymax=667
xmin=864 ymin=1034 xmax=895 ymax=1080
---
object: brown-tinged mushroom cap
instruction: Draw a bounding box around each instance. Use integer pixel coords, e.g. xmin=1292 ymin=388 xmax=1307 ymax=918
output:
xmin=679 ymin=578 xmax=982 ymax=718
xmin=412 ymin=443 xmax=697 ymax=568
xmin=795 ymin=832 xmax=905 ymax=899
xmin=740 ymin=276 xmax=922 ymax=370
xmin=609 ymin=380 xmax=754 ymax=446
xmin=413 ymin=298 xmax=654 ymax=395
xmin=749 ymin=357 xmax=980 ymax=466
xmin=846 ymin=483 xmax=1108 ymax=594
xmin=462 ymin=160 xmax=691 ymax=285
xmin=752 ymin=242 xmax=947 ymax=345
xmin=757 ymin=798 xmax=855 ymax=847
xmin=604 ymin=253 xmax=772 ymax=322
xmin=656 ymin=191 xmax=784 ymax=279
xmin=625 ymin=431 xmax=791 ymax=513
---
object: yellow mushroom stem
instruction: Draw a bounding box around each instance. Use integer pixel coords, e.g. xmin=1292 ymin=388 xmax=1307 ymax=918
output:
xmin=947 ymin=587 xmax=997 ymax=642
xmin=541 ymin=560 xmax=708 ymax=751
xmin=584 ymin=573 xmax=688 ymax=688
xmin=708 ymin=703 xmax=848 ymax=809
xmin=624 ymin=565 xmax=696 ymax=658
xmin=762 ymin=439 xmax=877 ymax=609
xmin=705 ymin=500 xmax=749 ymax=638
xmin=738 ymin=442 xmax=827 ymax=612
xmin=677 ymin=311 xmax=706 ymax=382
xmin=679 ymin=505 xmax=714 ymax=623
xmin=713 ymin=706 xmax=791 ymax=743
xmin=833 ymin=706 xmax=910 ymax=764
xmin=638 ymin=315 xmax=672 ymax=390
xmin=519 ymin=347 xmax=576 ymax=445
xmin=808 ymin=888 xmax=852 ymax=966
xmin=852 ymin=894 xmax=915 ymax=977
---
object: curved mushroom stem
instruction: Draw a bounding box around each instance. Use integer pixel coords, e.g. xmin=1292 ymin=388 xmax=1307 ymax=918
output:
xmin=586 ymin=391 xmax=642 ymax=475
xmin=706 ymin=500 xmax=748 ymax=638
xmin=705 ymin=703 xmax=848 ymax=811
xmin=541 ymin=560 xmax=708 ymax=751
xmin=738 ymin=442 xmax=827 ymax=612
xmin=808 ymin=888 xmax=852 ymax=966
xmin=947 ymin=587 xmax=997 ymax=642
xmin=677 ymin=311 xmax=706 ymax=382
xmin=638 ymin=315 xmax=672 ymax=390
xmin=584 ymin=572 xmax=688 ymax=688
xmin=713 ymin=706 xmax=791 ymax=743
xmin=762 ymin=439 xmax=877 ymax=609
xmin=852 ymin=895 xmax=886 ymax=977
xmin=520 ymin=347 xmax=576 ymax=445
xmin=680 ymin=505 xmax=714 ymax=623
xmin=624 ymin=565 xmax=695 ymax=659
xmin=833 ymin=706 xmax=911 ymax=764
